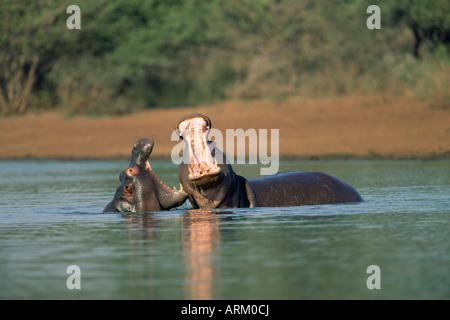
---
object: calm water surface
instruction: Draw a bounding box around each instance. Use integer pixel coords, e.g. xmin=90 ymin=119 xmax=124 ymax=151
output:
xmin=0 ymin=159 xmax=448 ymax=299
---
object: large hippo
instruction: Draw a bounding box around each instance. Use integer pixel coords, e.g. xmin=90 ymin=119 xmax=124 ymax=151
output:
xmin=175 ymin=113 xmax=362 ymax=209
xmin=103 ymin=137 xmax=187 ymax=213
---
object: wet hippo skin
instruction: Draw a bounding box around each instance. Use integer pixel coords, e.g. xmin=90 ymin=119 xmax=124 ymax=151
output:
xmin=103 ymin=138 xmax=187 ymax=213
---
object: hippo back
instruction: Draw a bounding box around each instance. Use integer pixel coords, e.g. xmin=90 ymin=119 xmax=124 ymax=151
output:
xmin=247 ymin=171 xmax=362 ymax=207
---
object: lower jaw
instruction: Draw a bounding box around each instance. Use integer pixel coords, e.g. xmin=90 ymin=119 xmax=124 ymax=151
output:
xmin=116 ymin=201 xmax=135 ymax=213
xmin=188 ymin=167 xmax=220 ymax=179
xmin=188 ymin=170 xmax=222 ymax=187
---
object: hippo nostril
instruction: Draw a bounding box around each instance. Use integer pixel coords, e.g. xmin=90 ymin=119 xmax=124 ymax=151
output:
xmin=124 ymin=184 xmax=133 ymax=195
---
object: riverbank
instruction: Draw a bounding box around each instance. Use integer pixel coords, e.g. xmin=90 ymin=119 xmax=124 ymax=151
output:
xmin=0 ymin=94 xmax=449 ymax=160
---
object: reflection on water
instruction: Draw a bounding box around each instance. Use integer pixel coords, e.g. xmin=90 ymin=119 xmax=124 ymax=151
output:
xmin=123 ymin=209 xmax=221 ymax=300
xmin=0 ymin=160 xmax=449 ymax=299
xmin=182 ymin=210 xmax=219 ymax=300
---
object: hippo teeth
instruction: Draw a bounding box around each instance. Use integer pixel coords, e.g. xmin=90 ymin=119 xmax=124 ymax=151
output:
xmin=172 ymin=183 xmax=185 ymax=192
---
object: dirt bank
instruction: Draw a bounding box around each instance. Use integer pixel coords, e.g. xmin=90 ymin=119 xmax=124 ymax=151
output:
xmin=0 ymin=95 xmax=449 ymax=160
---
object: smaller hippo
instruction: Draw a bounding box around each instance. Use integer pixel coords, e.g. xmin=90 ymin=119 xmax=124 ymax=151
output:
xmin=103 ymin=138 xmax=187 ymax=213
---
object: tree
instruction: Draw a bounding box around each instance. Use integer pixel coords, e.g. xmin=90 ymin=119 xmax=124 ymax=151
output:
xmin=391 ymin=0 xmax=450 ymax=58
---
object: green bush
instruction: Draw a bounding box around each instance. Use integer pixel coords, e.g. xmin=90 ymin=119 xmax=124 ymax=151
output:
xmin=0 ymin=0 xmax=449 ymax=116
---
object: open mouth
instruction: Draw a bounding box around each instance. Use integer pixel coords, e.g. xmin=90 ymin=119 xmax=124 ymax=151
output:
xmin=177 ymin=114 xmax=221 ymax=183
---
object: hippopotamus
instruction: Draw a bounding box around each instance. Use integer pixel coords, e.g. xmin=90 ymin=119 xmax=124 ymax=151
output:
xmin=175 ymin=113 xmax=362 ymax=209
xmin=103 ymin=137 xmax=188 ymax=213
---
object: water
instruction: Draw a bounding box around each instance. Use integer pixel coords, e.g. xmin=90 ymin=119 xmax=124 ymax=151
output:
xmin=0 ymin=159 xmax=448 ymax=299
